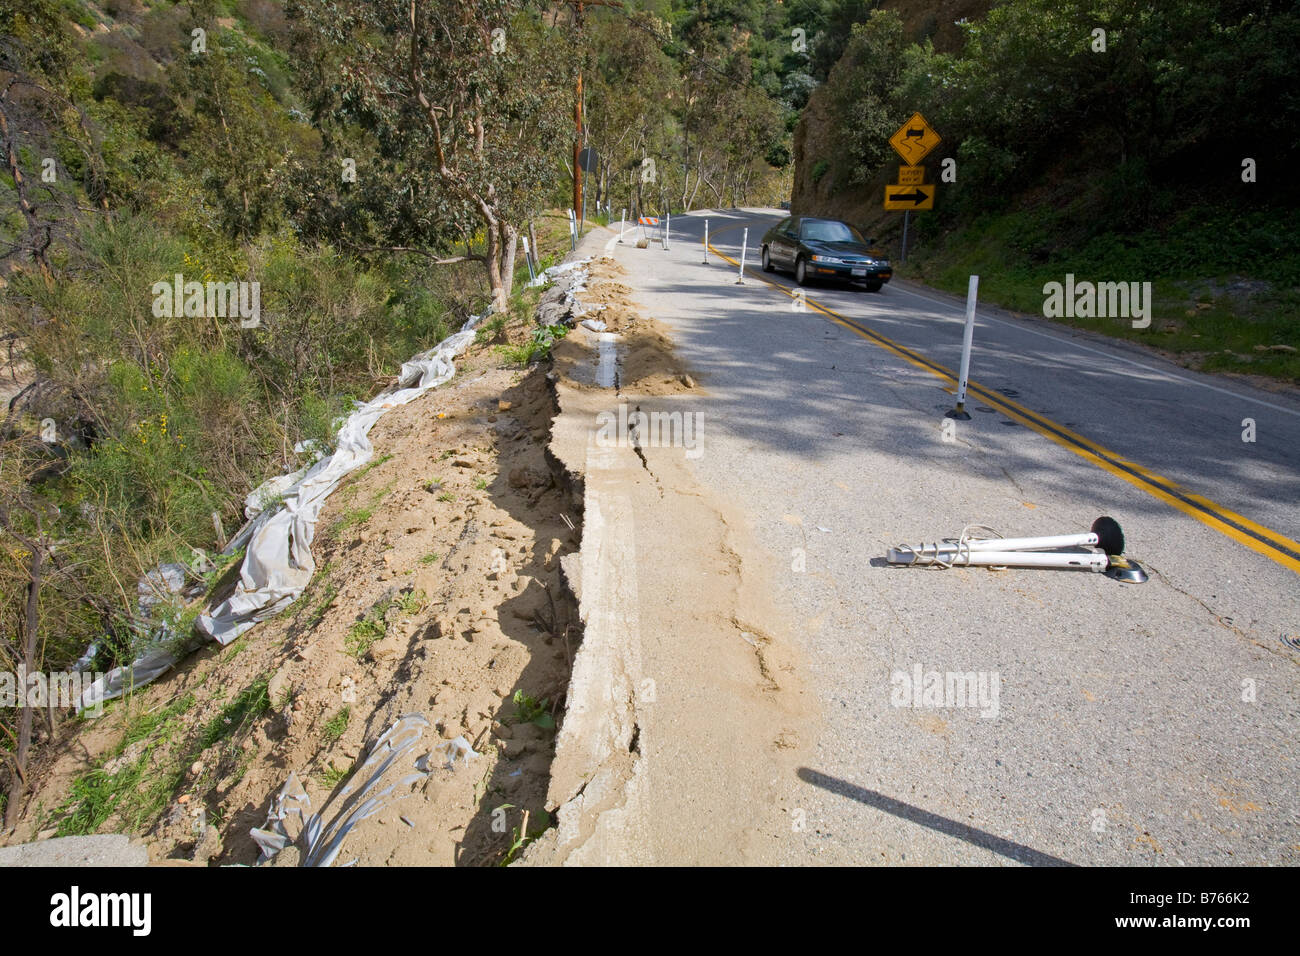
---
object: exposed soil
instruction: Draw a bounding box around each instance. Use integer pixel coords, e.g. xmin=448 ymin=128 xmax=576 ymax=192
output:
xmin=7 ymin=323 xmax=584 ymax=866
xmin=552 ymin=258 xmax=698 ymax=396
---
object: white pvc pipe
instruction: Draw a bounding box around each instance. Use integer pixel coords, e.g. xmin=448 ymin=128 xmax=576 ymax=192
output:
xmin=955 ymin=275 xmax=979 ymax=407
xmin=664 ymin=212 xmax=670 ymax=250
xmin=964 ymin=532 xmax=1100 ymax=552
xmin=703 ymin=219 xmax=709 ymax=264
xmin=736 ymin=227 xmax=748 ymax=284
xmin=887 ymin=548 xmax=1107 ymax=571
xmin=619 ymin=208 xmax=626 ymax=243
xmin=595 ymin=332 xmax=617 ymax=388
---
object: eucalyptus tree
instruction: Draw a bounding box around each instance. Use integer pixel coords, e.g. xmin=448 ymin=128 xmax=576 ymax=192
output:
xmin=290 ymin=0 xmax=572 ymax=311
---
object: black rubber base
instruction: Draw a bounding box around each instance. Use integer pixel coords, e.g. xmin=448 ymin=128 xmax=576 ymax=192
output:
xmin=1091 ymin=516 xmax=1125 ymax=556
xmin=944 ymin=408 xmax=972 ymax=421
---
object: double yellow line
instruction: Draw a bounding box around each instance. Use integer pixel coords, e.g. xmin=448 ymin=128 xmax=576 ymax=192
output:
xmin=705 ymin=224 xmax=1300 ymax=575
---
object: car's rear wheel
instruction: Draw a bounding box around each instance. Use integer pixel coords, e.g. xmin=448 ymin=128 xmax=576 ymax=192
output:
xmin=761 ymin=246 xmax=774 ymax=272
xmin=864 ymin=280 xmax=882 ymax=292
xmin=795 ymin=257 xmax=810 ymax=286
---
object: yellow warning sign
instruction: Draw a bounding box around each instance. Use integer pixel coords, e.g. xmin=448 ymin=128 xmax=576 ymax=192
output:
xmin=896 ymin=166 xmax=925 ymax=186
xmin=883 ymin=184 xmax=935 ymax=211
xmin=889 ymin=112 xmax=941 ymax=165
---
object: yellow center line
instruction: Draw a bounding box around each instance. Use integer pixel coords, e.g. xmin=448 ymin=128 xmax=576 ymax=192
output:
xmin=702 ymin=222 xmax=1300 ymax=575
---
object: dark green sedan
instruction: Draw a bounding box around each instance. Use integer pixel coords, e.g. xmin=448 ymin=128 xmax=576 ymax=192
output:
xmin=760 ymin=216 xmax=892 ymax=291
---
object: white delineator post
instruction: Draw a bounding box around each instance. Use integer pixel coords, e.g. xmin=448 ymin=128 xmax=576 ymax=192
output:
xmin=568 ymin=208 xmax=577 ymax=250
xmin=736 ymin=227 xmax=748 ymax=284
xmin=664 ymin=213 xmax=670 ymax=250
xmin=522 ymin=236 xmax=536 ymax=284
xmin=702 ymin=219 xmax=709 ymax=264
xmin=946 ymin=275 xmax=979 ymax=420
xmin=619 ymin=208 xmax=626 ymax=244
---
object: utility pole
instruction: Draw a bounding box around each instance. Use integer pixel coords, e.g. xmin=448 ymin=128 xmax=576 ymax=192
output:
xmin=573 ymin=1 xmax=584 ymax=218
xmin=562 ymin=0 xmax=623 ymax=226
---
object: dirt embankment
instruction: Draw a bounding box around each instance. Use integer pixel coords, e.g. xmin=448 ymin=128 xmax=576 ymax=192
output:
xmin=7 ymin=308 xmax=587 ymax=866
xmin=550 ymin=262 xmax=696 ymax=397
xmin=8 ymin=244 xmax=813 ymax=866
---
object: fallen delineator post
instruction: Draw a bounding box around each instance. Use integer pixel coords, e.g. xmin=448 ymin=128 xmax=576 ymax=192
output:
xmin=886 ymin=516 xmax=1147 ymax=581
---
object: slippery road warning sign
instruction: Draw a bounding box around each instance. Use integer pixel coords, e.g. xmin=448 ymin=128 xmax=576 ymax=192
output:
xmin=889 ymin=112 xmax=941 ymax=165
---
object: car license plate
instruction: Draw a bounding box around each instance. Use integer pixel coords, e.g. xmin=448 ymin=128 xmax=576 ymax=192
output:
xmin=851 ymin=267 xmax=866 ymax=277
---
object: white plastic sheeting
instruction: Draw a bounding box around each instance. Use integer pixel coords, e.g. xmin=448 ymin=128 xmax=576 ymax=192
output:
xmin=77 ymin=307 xmax=492 ymax=711
xmin=252 ymin=713 xmax=467 ymax=866
xmin=197 ymin=319 xmax=484 ymax=645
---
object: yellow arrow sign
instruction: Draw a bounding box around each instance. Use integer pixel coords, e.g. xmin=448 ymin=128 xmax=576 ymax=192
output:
xmin=884 ymin=184 xmax=935 ymax=210
xmin=896 ymin=165 xmax=925 ymax=186
xmin=889 ymin=112 xmax=940 ymax=165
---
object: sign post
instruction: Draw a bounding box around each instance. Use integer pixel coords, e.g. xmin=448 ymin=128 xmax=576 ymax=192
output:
xmin=577 ymin=147 xmax=599 ymax=239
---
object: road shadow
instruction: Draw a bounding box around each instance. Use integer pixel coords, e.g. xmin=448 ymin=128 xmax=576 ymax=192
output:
xmin=798 ymin=767 xmax=1077 ymax=867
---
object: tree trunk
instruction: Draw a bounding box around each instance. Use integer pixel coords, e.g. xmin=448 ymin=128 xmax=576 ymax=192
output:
xmin=0 ymin=103 xmax=54 ymax=288
xmin=4 ymin=545 xmax=41 ymax=830
xmin=498 ymin=221 xmax=517 ymax=302
xmin=480 ymin=213 xmax=518 ymax=314
xmin=483 ymin=216 xmax=506 ymax=314
xmin=687 ymin=149 xmax=704 ymax=210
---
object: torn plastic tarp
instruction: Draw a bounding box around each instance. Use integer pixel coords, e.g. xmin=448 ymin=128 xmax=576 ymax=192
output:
xmin=416 ymin=734 xmax=480 ymax=772
xmin=197 ymin=317 xmax=493 ymax=646
xmin=77 ymin=302 xmax=496 ymax=711
xmin=70 ymin=562 xmax=207 ymax=707
xmin=252 ymin=713 xmax=454 ymax=866
xmin=532 ymin=256 xmax=592 ymax=319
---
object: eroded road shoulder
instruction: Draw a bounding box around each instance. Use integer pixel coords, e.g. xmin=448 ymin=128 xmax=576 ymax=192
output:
xmin=527 ymin=254 xmax=814 ymax=865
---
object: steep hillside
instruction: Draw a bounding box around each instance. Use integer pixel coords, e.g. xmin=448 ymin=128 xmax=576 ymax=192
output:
xmin=788 ymin=1 xmax=1300 ymax=383
xmin=791 ymin=0 xmax=992 ymax=223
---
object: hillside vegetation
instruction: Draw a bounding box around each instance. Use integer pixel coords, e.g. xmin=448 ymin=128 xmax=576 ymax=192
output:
xmin=0 ymin=0 xmax=851 ymax=832
xmin=792 ymin=0 xmax=1300 ymax=382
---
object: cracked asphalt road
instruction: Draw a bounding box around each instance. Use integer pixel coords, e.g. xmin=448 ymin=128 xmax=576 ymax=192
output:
xmin=598 ymin=208 xmax=1300 ymax=865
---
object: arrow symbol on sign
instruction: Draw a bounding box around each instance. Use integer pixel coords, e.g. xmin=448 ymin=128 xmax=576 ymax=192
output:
xmin=891 ymin=189 xmax=930 ymax=205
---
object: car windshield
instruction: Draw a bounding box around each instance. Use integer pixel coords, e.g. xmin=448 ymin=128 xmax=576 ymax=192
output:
xmin=800 ymin=219 xmax=866 ymax=244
